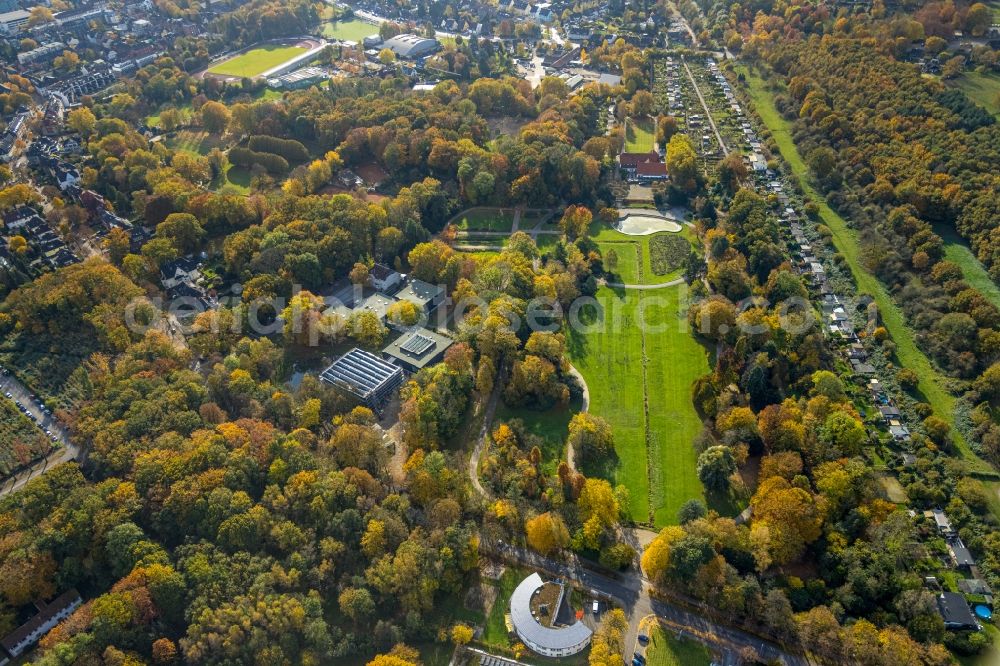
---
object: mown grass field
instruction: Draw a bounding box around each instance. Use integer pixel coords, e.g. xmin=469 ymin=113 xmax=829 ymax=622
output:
xmin=937 ymin=224 xmax=1000 ymax=311
xmin=567 ymin=242 xmax=710 ymax=525
xmin=953 ymin=71 xmax=1000 ymax=117
xmin=321 ymin=18 xmax=377 ymax=41
xmin=208 ymin=45 xmax=307 ymax=77
xmin=644 ymin=626 xmax=713 ymax=666
xmin=453 ymin=208 xmax=517 ymax=233
xmin=740 ymin=67 xmax=992 ymax=474
xmin=625 ymin=117 xmax=656 ymax=152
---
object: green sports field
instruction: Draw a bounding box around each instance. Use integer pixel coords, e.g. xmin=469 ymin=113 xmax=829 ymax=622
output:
xmin=567 ymin=242 xmax=711 ymax=526
xmin=207 ymin=45 xmax=307 ymax=78
xmin=322 ymin=18 xmax=377 ymax=42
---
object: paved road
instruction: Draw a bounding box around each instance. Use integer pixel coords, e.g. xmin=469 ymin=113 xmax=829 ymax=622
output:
xmin=0 ymin=373 xmax=79 ymax=498
xmin=483 ymin=541 xmax=806 ymax=665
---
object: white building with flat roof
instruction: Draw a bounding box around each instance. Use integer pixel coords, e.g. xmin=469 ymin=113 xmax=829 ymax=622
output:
xmin=509 ymin=573 xmax=592 ymax=658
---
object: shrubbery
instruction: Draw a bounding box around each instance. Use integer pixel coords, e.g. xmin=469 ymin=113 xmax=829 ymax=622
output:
xmin=229 ymin=146 xmax=289 ymax=174
xmin=248 ymin=135 xmax=310 ymax=162
xmin=649 ymin=233 xmax=690 ymax=275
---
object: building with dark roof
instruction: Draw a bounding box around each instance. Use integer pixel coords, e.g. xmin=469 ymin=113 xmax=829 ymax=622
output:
xmin=1 ymin=590 xmax=82 ymax=658
xmin=319 ymin=348 xmax=404 ymax=408
xmin=370 ymin=263 xmax=402 ymax=293
xmin=936 ymin=592 xmax=979 ymax=631
xmin=396 ymin=279 xmax=445 ymax=313
xmin=383 ymin=327 xmax=453 ymax=373
xmin=509 ymin=572 xmax=592 ymax=658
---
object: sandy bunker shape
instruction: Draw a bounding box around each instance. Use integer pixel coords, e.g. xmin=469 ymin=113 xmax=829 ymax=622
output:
xmin=617 ymin=212 xmax=682 ymax=235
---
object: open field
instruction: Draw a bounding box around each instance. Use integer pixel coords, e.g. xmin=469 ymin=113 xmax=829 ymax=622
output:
xmin=740 ymin=67 xmax=993 ymax=474
xmin=937 ymin=224 xmax=1000 ymax=311
xmin=567 ymin=242 xmax=711 ymax=525
xmin=207 ymin=45 xmax=307 ymax=78
xmin=645 ymin=625 xmax=713 ymax=666
xmin=625 ymin=117 xmax=656 ymax=152
xmin=165 ymin=130 xmax=227 ymax=156
xmin=321 ymin=17 xmax=376 ymax=41
xmin=953 ymin=71 xmax=1000 ymax=118
xmin=453 ymin=208 xmax=518 ymax=233
xmin=494 ymin=396 xmax=583 ymax=475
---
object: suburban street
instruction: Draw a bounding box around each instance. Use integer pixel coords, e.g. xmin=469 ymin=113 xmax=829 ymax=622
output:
xmin=482 ymin=540 xmax=808 ymax=665
xmin=0 ymin=372 xmax=80 ymax=498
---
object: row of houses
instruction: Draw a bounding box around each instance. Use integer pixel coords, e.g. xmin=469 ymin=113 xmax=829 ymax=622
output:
xmin=741 ymin=76 xmax=985 ymax=634
xmin=0 ymin=109 xmax=29 ymax=163
xmin=2 ymin=206 xmax=79 ymax=271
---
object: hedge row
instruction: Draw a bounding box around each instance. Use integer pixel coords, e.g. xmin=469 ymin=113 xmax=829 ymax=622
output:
xmin=229 ymin=147 xmax=290 ymax=174
xmin=248 ymin=135 xmax=310 ymax=163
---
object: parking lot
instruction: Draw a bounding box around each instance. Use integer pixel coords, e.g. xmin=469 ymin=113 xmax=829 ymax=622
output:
xmin=0 ymin=368 xmax=78 ymax=496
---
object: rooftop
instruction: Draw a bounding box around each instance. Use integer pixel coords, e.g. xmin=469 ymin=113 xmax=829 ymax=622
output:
xmin=510 ymin=573 xmax=592 ymax=652
xmin=383 ymin=327 xmax=453 ymax=371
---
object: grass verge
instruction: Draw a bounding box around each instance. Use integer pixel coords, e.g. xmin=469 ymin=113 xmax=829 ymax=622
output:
xmin=645 ymin=625 xmax=713 ymax=666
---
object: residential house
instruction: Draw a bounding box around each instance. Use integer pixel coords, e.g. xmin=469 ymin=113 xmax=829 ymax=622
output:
xmin=936 ymin=592 xmax=979 ymax=631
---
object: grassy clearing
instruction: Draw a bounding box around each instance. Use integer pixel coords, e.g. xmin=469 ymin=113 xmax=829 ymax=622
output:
xmin=957 ymin=623 xmax=1000 ymax=666
xmin=567 ymin=243 xmax=710 ymax=525
xmin=625 ymin=117 xmax=656 ymax=152
xmin=321 ymin=18 xmax=377 ymax=41
xmin=937 ymin=224 xmax=1000 ymax=311
xmin=953 ymin=71 xmax=1000 ymax=117
xmin=166 ymin=130 xmax=227 ymax=157
xmin=645 ymin=625 xmax=713 ymax=666
xmin=453 ymin=208 xmax=517 ymax=232
xmin=208 ymin=45 xmax=307 ymax=78
xmin=494 ymin=397 xmax=583 ymax=475
xmin=740 ymin=67 xmax=992 ymax=474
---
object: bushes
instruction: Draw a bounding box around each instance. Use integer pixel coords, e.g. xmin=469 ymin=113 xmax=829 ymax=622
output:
xmin=649 ymin=234 xmax=691 ymax=276
xmin=228 ymin=146 xmax=289 ymax=174
xmin=248 ymin=135 xmax=309 ymax=162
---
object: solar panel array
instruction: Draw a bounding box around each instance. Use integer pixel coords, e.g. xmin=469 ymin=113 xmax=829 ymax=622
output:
xmin=319 ymin=348 xmax=403 ymax=400
xmin=400 ymin=333 xmax=435 ymax=357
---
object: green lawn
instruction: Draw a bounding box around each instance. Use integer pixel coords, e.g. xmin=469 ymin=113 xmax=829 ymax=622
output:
xmin=644 ymin=626 xmax=713 ymax=666
xmin=482 ymin=568 xmax=522 ymax=648
xmin=494 ymin=397 xmax=583 ymax=475
xmin=937 ymin=224 xmax=1000 ymax=311
xmin=207 ymin=45 xmax=307 ymax=78
xmin=453 ymin=208 xmax=518 ymax=233
xmin=625 ymin=117 xmax=656 ymax=152
xmin=566 ymin=243 xmax=711 ymax=525
xmin=740 ymin=66 xmax=993 ymax=475
xmin=321 ymin=18 xmax=377 ymax=41
xmin=166 ymin=130 xmax=227 ymax=156
xmin=954 ymin=71 xmax=1000 ymax=118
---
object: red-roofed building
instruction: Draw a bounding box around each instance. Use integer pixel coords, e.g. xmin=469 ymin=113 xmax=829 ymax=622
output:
xmin=636 ymin=160 xmax=668 ymax=181
xmin=618 ymin=151 xmax=667 ymax=182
